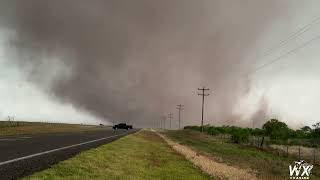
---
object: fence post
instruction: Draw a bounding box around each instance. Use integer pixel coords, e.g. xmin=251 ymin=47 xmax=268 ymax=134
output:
xmin=313 ymin=148 xmax=316 ymax=164
xmin=286 ymin=139 xmax=289 ymax=157
xmin=252 ymin=136 xmax=255 ymax=146
xmin=260 ymin=136 xmax=265 ymax=149
xmin=298 ymin=144 xmax=301 ymax=160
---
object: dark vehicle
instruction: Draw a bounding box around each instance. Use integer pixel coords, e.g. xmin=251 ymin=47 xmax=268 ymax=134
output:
xmin=113 ymin=123 xmax=133 ymax=130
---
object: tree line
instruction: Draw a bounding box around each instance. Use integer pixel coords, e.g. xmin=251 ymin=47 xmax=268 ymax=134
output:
xmin=184 ymin=119 xmax=320 ymax=147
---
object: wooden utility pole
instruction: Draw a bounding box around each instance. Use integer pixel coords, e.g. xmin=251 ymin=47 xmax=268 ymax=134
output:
xmin=198 ymin=87 xmax=210 ymax=133
xmin=154 ymin=119 xmax=160 ymax=129
xmin=162 ymin=115 xmax=167 ymax=129
xmin=168 ymin=113 xmax=173 ymax=129
xmin=252 ymin=119 xmax=254 ymax=129
xmin=176 ymin=105 xmax=184 ymax=129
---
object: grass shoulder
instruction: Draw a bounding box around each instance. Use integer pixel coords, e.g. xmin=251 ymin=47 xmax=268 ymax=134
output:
xmin=165 ymin=130 xmax=320 ymax=180
xmin=24 ymin=130 xmax=210 ymax=180
xmin=0 ymin=121 xmax=105 ymax=136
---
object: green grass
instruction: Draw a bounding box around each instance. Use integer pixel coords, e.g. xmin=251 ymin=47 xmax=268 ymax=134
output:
xmin=165 ymin=130 xmax=320 ymax=180
xmin=0 ymin=121 xmax=104 ymax=136
xmin=24 ymin=130 xmax=210 ymax=180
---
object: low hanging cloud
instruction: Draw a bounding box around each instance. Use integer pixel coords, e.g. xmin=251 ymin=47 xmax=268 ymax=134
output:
xmin=0 ymin=1 xmax=288 ymax=127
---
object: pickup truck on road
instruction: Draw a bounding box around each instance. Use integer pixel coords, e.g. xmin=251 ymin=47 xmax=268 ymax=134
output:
xmin=113 ymin=123 xmax=133 ymax=130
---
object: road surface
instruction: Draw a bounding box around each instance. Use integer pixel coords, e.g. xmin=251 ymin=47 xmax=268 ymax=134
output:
xmin=0 ymin=127 xmax=138 ymax=180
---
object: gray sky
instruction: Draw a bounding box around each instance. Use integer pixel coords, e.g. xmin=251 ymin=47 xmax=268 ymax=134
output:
xmin=0 ymin=31 xmax=101 ymax=124
xmin=0 ymin=1 xmax=320 ymax=128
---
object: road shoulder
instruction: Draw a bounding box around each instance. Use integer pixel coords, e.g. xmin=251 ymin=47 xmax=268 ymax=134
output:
xmin=156 ymin=130 xmax=256 ymax=180
xmin=24 ymin=130 xmax=210 ymax=180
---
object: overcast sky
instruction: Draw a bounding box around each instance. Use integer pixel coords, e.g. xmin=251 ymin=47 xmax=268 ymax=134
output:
xmin=0 ymin=1 xmax=320 ymax=128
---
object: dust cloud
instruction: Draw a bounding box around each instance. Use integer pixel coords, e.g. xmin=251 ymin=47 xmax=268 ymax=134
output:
xmin=0 ymin=1 xmax=288 ymax=127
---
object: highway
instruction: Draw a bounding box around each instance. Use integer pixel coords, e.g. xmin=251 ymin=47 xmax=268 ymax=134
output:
xmin=0 ymin=127 xmax=138 ymax=180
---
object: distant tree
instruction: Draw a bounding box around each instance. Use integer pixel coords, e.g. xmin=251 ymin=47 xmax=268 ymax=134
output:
xmin=230 ymin=127 xmax=250 ymax=143
xmin=222 ymin=125 xmax=232 ymax=134
xmin=311 ymin=122 xmax=320 ymax=138
xmin=293 ymin=126 xmax=312 ymax=138
xmin=294 ymin=130 xmax=305 ymax=138
xmin=313 ymin=122 xmax=320 ymax=129
xmin=301 ymin=126 xmax=312 ymax=133
xmin=252 ymin=128 xmax=265 ymax=136
xmin=208 ymin=126 xmax=220 ymax=135
xmin=262 ymin=119 xmax=290 ymax=140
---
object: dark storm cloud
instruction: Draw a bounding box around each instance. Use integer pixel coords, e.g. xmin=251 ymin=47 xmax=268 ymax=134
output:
xmin=0 ymin=1 xmax=287 ymax=127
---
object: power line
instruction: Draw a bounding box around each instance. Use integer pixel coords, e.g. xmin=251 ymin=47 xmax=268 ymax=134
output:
xmin=251 ymin=35 xmax=320 ymax=74
xmin=198 ymin=87 xmax=210 ymax=133
xmin=259 ymin=15 xmax=320 ymax=59
xmin=176 ymin=105 xmax=184 ymax=129
xmin=249 ymin=15 xmax=320 ymax=74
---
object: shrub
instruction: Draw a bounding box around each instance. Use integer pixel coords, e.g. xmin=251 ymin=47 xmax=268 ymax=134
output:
xmin=230 ymin=127 xmax=250 ymax=143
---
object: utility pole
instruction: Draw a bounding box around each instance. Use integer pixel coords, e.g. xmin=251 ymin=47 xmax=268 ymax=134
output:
xmin=176 ymin=105 xmax=184 ymax=129
xmin=8 ymin=116 xmax=13 ymax=126
xmin=162 ymin=115 xmax=167 ymax=129
xmin=168 ymin=113 xmax=173 ymax=129
xmin=252 ymin=119 xmax=254 ymax=129
xmin=198 ymin=87 xmax=210 ymax=133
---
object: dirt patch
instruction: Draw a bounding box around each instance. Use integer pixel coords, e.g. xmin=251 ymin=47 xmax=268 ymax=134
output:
xmin=155 ymin=131 xmax=257 ymax=180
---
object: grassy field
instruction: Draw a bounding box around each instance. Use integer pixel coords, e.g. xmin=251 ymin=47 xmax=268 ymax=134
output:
xmin=165 ymin=130 xmax=320 ymax=180
xmin=0 ymin=121 xmax=104 ymax=136
xmin=24 ymin=130 xmax=210 ymax=180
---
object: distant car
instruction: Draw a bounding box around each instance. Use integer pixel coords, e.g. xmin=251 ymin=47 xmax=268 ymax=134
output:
xmin=113 ymin=123 xmax=133 ymax=130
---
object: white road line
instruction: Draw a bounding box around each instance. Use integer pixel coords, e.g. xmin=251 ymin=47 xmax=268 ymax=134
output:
xmin=0 ymin=139 xmax=18 ymax=141
xmin=0 ymin=132 xmax=127 ymax=166
xmin=20 ymin=136 xmax=32 ymax=139
xmin=0 ymin=136 xmax=33 ymax=141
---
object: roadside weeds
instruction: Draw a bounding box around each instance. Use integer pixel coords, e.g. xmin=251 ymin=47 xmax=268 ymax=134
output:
xmin=24 ymin=130 xmax=209 ymax=180
xmin=155 ymin=131 xmax=257 ymax=180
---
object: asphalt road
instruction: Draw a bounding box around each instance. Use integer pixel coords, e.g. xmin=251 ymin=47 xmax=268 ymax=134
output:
xmin=0 ymin=127 xmax=138 ymax=180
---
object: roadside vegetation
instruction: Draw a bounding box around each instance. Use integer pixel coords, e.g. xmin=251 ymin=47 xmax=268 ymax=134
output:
xmin=184 ymin=119 xmax=320 ymax=163
xmin=185 ymin=119 xmax=320 ymax=147
xmin=165 ymin=129 xmax=320 ymax=179
xmin=24 ymin=130 xmax=210 ymax=180
xmin=0 ymin=121 xmax=104 ymax=136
